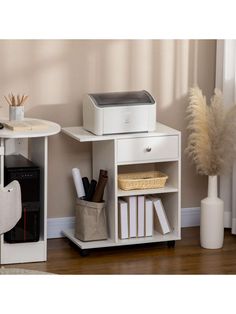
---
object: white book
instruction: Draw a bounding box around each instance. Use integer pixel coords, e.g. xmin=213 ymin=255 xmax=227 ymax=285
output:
xmin=137 ymin=195 xmax=145 ymax=237
xmin=4 ymin=120 xmax=48 ymax=131
xmin=149 ymin=196 xmax=171 ymax=235
xmin=123 ymin=196 xmax=137 ymax=238
xmin=145 ymin=197 xmax=153 ymax=237
xmin=118 ymin=199 xmax=129 ymax=239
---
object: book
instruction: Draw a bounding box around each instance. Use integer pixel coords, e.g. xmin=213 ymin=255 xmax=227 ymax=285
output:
xmin=123 ymin=196 xmax=137 ymax=238
xmin=145 ymin=197 xmax=153 ymax=237
xmin=137 ymin=195 xmax=145 ymax=237
xmin=149 ymin=196 xmax=171 ymax=234
xmin=118 ymin=199 xmax=128 ymax=239
xmin=4 ymin=120 xmax=48 ymax=131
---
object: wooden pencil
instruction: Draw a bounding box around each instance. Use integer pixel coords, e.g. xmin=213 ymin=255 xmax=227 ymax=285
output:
xmin=4 ymin=95 xmax=12 ymax=106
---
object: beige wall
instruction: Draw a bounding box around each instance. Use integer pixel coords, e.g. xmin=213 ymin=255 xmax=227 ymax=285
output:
xmin=0 ymin=40 xmax=216 ymax=217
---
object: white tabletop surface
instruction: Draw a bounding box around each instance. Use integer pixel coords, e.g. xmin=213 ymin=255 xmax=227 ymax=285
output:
xmin=62 ymin=123 xmax=180 ymax=142
xmin=0 ymin=118 xmax=61 ymax=138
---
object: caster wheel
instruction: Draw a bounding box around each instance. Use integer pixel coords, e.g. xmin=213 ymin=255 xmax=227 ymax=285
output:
xmin=80 ymin=249 xmax=90 ymax=257
xmin=167 ymin=240 xmax=176 ymax=248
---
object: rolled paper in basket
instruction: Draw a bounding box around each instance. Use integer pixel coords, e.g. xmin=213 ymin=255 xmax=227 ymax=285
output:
xmin=87 ymin=179 xmax=97 ymax=201
xmin=92 ymin=170 xmax=108 ymax=202
xmin=72 ymin=168 xmax=85 ymax=199
xmin=82 ymin=177 xmax=90 ymax=199
xmin=99 ymin=169 xmax=108 ymax=177
xmin=96 ymin=170 xmax=107 ymax=190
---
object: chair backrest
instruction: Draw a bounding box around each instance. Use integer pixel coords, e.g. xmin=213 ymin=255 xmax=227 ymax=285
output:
xmin=0 ymin=180 xmax=22 ymax=234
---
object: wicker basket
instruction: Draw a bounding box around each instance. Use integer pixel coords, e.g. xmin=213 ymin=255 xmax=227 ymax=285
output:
xmin=118 ymin=171 xmax=168 ymax=191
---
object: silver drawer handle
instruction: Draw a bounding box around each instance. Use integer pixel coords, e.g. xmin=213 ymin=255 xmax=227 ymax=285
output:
xmin=146 ymin=147 xmax=152 ymax=152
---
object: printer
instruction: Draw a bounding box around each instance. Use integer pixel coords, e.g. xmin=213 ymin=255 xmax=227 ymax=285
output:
xmin=83 ymin=90 xmax=156 ymax=135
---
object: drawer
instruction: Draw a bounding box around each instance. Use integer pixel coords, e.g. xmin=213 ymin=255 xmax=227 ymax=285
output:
xmin=117 ymin=135 xmax=179 ymax=163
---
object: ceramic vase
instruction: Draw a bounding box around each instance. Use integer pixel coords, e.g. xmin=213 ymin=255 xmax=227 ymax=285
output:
xmin=9 ymin=106 xmax=24 ymax=121
xmin=200 ymin=175 xmax=224 ymax=249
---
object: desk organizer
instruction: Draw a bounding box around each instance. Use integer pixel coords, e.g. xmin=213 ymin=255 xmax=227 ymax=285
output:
xmin=118 ymin=171 xmax=168 ymax=191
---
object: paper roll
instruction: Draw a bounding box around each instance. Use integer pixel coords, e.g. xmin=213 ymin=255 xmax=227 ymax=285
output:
xmin=92 ymin=169 xmax=108 ymax=202
xmin=82 ymin=177 xmax=90 ymax=199
xmin=72 ymin=168 xmax=85 ymax=199
xmin=87 ymin=179 xmax=97 ymax=201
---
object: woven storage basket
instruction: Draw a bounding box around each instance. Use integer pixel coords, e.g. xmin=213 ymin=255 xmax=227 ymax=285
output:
xmin=118 ymin=171 xmax=168 ymax=191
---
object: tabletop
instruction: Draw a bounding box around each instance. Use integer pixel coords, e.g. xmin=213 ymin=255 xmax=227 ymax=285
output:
xmin=0 ymin=118 xmax=61 ymax=139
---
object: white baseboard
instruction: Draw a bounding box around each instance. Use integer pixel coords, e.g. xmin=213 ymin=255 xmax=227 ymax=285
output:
xmin=47 ymin=207 xmax=200 ymax=239
xmin=181 ymin=207 xmax=200 ymax=228
xmin=47 ymin=217 xmax=75 ymax=239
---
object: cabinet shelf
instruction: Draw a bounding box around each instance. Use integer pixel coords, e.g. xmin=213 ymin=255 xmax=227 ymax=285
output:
xmin=117 ymin=184 xmax=178 ymax=197
xmin=117 ymin=230 xmax=180 ymax=245
xmin=63 ymin=229 xmax=116 ymax=249
xmin=63 ymin=228 xmax=180 ymax=250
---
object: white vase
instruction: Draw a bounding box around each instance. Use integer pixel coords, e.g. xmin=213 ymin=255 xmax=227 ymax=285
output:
xmin=9 ymin=106 xmax=24 ymax=121
xmin=200 ymin=175 xmax=224 ymax=249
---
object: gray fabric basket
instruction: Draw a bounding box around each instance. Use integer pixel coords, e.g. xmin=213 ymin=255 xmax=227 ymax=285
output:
xmin=75 ymin=198 xmax=108 ymax=241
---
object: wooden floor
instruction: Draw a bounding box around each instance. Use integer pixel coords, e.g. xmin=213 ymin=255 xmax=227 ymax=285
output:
xmin=4 ymin=227 xmax=236 ymax=274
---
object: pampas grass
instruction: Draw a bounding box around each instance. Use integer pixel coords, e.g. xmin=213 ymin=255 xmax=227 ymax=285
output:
xmin=186 ymin=86 xmax=236 ymax=175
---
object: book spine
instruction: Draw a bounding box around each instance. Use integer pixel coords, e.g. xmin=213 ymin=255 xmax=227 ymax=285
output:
xmin=118 ymin=200 xmax=128 ymax=239
xmin=129 ymin=196 xmax=137 ymax=238
xmin=152 ymin=197 xmax=171 ymax=234
xmin=137 ymin=195 xmax=145 ymax=237
xmin=145 ymin=198 xmax=153 ymax=237
xmin=157 ymin=199 xmax=171 ymax=234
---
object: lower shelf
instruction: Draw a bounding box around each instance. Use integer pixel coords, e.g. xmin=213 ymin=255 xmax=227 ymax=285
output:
xmin=62 ymin=228 xmax=181 ymax=250
xmin=0 ymin=239 xmax=47 ymax=264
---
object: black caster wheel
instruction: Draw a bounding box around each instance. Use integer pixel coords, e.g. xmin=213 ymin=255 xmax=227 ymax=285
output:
xmin=167 ymin=240 xmax=176 ymax=248
xmin=80 ymin=249 xmax=90 ymax=257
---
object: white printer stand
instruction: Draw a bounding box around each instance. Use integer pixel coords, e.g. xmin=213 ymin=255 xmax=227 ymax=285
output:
xmin=62 ymin=123 xmax=181 ymax=255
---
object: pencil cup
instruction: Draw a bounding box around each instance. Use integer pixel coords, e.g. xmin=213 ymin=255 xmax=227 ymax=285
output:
xmin=9 ymin=106 xmax=24 ymax=121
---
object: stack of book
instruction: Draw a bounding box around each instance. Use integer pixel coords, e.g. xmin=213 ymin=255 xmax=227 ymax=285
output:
xmin=118 ymin=195 xmax=171 ymax=239
xmin=4 ymin=120 xmax=48 ymax=131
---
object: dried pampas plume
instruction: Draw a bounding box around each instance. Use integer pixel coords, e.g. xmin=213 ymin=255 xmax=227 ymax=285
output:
xmin=186 ymin=86 xmax=236 ymax=175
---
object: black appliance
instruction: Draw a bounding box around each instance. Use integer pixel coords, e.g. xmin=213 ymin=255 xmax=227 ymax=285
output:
xmin=4 ymin=154 xmax=40 ymax=243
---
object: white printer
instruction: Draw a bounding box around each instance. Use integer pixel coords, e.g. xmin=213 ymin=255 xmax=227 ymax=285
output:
xmin=83 ymin=90 xmax=156 ymax=135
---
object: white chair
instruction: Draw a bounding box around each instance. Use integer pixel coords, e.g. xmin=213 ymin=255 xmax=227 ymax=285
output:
xmin=0 ymin=180 xmax=22 ymax=234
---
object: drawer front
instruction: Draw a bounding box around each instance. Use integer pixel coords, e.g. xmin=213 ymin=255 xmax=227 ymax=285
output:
xmin=117 ymin=136 xmax=179 ymax=163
